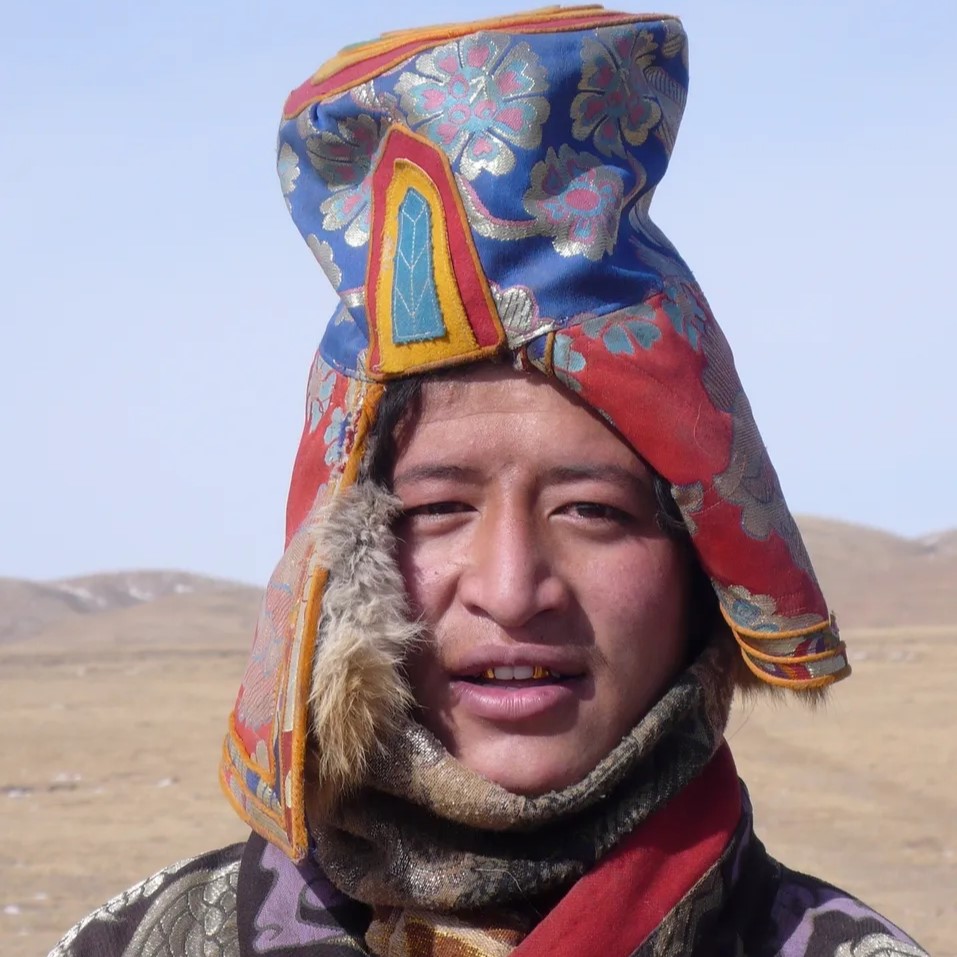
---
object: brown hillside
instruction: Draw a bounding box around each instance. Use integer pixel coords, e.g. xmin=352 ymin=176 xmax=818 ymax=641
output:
xmin=23 ymin=586 xmax=262 ymax=653
xmin=0 ymin=570 xmax=260 ymax=645
xmin=796 ymin=517 xmax=956 ymax=628
xmin=0 ymin=579 xmax=86 ymax=643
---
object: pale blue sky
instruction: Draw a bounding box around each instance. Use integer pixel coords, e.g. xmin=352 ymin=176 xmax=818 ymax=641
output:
xmin=2 ymin=1 xmax=955 ymax=585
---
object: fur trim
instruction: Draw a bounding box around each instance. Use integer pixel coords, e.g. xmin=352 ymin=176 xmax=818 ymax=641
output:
xmin=307 ymin=482 xmax=422 ymax=807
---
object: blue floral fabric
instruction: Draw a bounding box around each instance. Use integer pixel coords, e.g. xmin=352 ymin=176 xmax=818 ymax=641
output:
xmin=278 ymin=16 xmax=696 ymax=378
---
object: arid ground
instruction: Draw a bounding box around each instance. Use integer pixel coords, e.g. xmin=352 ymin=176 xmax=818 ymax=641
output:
xmin=2 ymin=521 xmax=955 ymax=956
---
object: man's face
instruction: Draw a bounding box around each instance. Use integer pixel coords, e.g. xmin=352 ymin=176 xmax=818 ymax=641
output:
xmin=392 ymin=365 xmax=690 ymax=795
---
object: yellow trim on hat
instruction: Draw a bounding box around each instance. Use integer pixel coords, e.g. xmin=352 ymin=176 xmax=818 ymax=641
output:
xmin=742 ymin=643 xmax=848 ymax=667
xmin=735 ymin=646 xmax=851 ymax=691
xmin=307 ymin=7 xmax=678 ymax=106
xmin=218 ymin=381 xmax=388 ymax=861
xmin=721 ymin=612 xmax=834 ymax=642
xmin=285 ymin=381 xmax=385 ymax=857
xmin=719 ymin=605 xmax=851 ymax=691
xmin=373 ymin=160 xmax=480 ymax=376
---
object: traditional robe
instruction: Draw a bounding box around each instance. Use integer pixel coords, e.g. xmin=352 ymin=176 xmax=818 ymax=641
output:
xmin=49 ymin=759 xmax=927 ymax=957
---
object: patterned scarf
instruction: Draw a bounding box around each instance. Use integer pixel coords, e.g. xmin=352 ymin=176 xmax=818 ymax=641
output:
xmin=309 ymin=641 xmax=735 ymax=957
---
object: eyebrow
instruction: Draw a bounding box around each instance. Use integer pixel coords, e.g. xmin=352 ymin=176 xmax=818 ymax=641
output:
xmin=392 ymin=462 xmax=651 ymax=494
xmin=392 ymin=464 xmax=484 ymax=488
xmin=541 ymin=464 xmax=653 ymax=496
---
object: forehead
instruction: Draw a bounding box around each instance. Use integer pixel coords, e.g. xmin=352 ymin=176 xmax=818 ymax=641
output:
xmin=396 ymin=365 xmax=649 ymax=477
xmin=415 ymin=364 xmax=561 ymax=415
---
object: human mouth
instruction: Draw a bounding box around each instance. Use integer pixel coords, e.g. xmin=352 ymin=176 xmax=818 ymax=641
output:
xmin=473 ymin=665 xmax=564 ymax=682
xmin=447 ymin=658 xmax=587 ymax=722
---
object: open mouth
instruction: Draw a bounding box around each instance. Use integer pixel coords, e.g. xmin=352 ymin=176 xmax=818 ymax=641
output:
xmin=456 ymin=665 xmax=579 ymax=687
xmin=447 ymin=662 xmax=586 ymax=721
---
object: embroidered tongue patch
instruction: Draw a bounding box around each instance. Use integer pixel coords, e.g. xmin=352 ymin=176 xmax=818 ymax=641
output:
xmin=366 ymin=125 xmax=505 ymax=378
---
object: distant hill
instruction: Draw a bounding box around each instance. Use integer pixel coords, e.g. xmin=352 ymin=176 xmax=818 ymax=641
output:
xmin=796 ymin=517 xmax=956 ymax=628
xmin=0 ymin=571 xmax=260 ymax=644
xmin=1 ymin=518 xmax=953 ymax=646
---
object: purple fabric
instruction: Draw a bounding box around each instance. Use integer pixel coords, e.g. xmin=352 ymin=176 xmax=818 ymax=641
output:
xmin=251 ymin=840 xmax=361 ymax=952
xmin=772 ymin=878 xmax=922 ymax=957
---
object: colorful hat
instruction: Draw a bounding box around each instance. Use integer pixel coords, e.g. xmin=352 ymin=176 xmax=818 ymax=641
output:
xmin=221 ymin=5 xmax=850 ymax=860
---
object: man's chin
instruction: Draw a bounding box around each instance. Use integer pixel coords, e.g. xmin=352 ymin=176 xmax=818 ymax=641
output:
xmin=452 ymin=737 xmax=597 ymax=796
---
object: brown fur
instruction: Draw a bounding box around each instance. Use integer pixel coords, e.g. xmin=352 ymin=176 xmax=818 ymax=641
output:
xmin=306 ymin=483 xmax=422 ymax=811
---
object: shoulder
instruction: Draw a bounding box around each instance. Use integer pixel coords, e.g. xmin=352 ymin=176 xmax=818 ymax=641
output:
xmin=758 ymin=861 xmax=930 ymax=957
xmin=47 ymin=842 xmax=245 ymax=957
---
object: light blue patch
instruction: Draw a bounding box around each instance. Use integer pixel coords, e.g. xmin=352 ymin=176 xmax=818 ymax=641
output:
xmin=581 ymin=310 xmax=661 ymax=355
xmin=602 ymin=324 xmax=634 ymax=356
xmin=392 ymin=189 xmax=447 ymax=344
xmin=551 ymin=333 xmax=586 ymax=393
xmin=623 ymin=317 xmax=661 ymax=349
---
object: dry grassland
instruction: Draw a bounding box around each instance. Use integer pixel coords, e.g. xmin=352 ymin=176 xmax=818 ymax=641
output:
xmin=1 ymin=605 xmax=954 ymax=955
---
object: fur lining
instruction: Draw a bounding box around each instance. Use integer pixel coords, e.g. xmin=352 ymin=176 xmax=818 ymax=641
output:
xmin=308 ymin=482 xmax=422 ymax=807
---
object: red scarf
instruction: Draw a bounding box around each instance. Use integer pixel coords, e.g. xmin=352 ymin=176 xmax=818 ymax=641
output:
xmin=515 ymin=744 xmax=741 ymax=957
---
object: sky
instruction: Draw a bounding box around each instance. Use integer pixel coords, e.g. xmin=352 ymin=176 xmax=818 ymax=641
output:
xmin=2 ymin=0 xmax=955 ymax=586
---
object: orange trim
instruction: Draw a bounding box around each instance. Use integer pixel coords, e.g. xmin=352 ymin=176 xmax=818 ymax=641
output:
xmin=285 ymin=382 xmax=385 ymax=859
xmin=736 ymin=646 xmax=851 ymax=690
xmin=740 ymin=641 xmax=848 ymax=667
xmin=218 ymin=738 xmax=288 ymax=831
xmin=342 ymin=383 xmax=385 ymax=487
xmin=287 ymin=562 xmax=328 ymax=858
xmin=284 ymin=8 xmax=680 ymax=116
xmin=219 ymin=755 xmax=297 ymax=858
xmin=316 ymin=7 xmax=654 ymax=80
xmin=719 ymin=604 xmax=833 ymax=641
xmin=544 ymin=330 xmax=556 ymax=373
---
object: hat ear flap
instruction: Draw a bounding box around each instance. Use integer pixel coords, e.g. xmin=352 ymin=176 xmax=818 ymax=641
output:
xmin=306 ymin=483 xmax=422 ymax=813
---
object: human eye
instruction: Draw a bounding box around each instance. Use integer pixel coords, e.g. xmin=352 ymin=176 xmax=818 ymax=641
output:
xmin=562 ymin=502 xmax=634 ymax=524
xmin=403 ymin=501 xmax=472 ymax=518
xmin=397 ymin=501 xmax=472 ymax=544
xmin=399 ymin=501 xmax=478 ymax=534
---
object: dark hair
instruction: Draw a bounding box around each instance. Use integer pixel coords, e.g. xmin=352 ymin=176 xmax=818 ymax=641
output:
xmin=363 ymin=372 xmax=719 ymax=659
xmin=363 ymin=377 xmax=427 ymax=489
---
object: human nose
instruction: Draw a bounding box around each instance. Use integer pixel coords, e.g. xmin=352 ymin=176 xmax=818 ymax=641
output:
xmin=456 ymin=502 xmax=568 ymax=628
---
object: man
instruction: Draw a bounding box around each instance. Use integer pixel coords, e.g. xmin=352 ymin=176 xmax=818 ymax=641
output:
xmin=51 ymin=7 xmax=929 ymax=956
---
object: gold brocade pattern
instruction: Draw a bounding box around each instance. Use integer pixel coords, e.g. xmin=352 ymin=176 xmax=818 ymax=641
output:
xmin=366 ymin=907 xmax=533 ymax=957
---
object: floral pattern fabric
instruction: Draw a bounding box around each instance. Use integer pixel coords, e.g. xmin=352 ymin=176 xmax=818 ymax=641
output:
xmin=305 ymin=114 xmax=390 ymax=247
xmin=572 ymin=28 xmax=663 ymax=158
xmin=396 ymin=33 xmax=550 ymax=181
xmin=522 ymin=145 xmax=624 ymax=260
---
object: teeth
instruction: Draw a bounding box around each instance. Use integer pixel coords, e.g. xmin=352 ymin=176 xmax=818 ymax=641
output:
xmin=480 ymin=666 xmax=554 ymax=681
